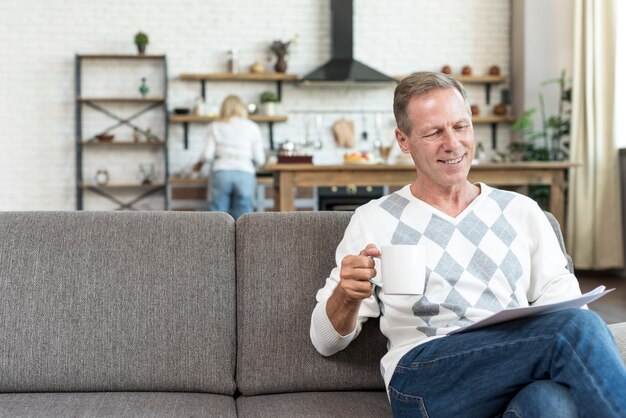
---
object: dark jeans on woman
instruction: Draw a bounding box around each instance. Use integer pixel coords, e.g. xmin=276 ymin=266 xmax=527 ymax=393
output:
xmin=389 ymin=309 xmax=626 ymax=417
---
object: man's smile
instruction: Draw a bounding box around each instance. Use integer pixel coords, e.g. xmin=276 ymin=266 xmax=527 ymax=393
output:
xmin=438 ymin=155 xmax=464 ymax=165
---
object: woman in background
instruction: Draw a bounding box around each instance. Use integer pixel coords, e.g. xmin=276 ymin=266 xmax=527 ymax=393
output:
xmin=193 ymin=95 xmax=265 ymax=219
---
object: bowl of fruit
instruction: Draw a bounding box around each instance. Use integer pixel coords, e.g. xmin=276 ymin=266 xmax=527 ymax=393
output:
xmin=343 ymin=151 xmax=375 ymax=164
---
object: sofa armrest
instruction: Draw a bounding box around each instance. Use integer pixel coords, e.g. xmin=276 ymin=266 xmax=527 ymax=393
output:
xmin=609 ymin=322 xmax=626 ymax=363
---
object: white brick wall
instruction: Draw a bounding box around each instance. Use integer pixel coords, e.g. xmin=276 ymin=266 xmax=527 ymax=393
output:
xmin=0 ymin=0 xmax=512 ymax=210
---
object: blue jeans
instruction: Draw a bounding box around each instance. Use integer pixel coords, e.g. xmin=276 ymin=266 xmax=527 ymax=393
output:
xmin=389 ymin=309 xmax=626 ymax=417
xmin=209 ymin=170 xmax=256 ymax=220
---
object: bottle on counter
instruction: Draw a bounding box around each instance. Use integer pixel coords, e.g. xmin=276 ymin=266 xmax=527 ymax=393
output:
xmin=227 ymin=49 xmax=239 ymax=74
xmin=194 ymin=96 xmax=206 ymax=116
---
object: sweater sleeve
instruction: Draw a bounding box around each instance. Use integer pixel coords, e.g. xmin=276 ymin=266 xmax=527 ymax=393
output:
xmin=251 ymin=123 xmax=266 ymax=168
xmin=526 ymin=204 xmax=583 ymax=305
xmin=310 ymin=211 xmax=381 ymax=356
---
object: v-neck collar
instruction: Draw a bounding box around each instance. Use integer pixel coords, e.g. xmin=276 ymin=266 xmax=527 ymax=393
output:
xmin=399 ymin=182 xmax=489 ymax=223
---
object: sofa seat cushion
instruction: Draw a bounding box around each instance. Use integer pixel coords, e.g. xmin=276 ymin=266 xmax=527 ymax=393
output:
xmin=0 ymin=392 xmax=236 ymax=418
xmin=236 ymin=391 xmax=391 ymax=417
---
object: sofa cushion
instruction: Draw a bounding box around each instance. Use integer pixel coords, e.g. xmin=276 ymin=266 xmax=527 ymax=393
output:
xmin=0 ymin=212 xmax=236 ymax=394
xmin=236 ymin=391 xmax=391 ymax=417
xmin=236 ymin=212 xmax=388 ymax=396
xmin=0 ymin=392 xmax=236 ymax=418
xmin=609 ymin=322 xmax=626 ymax=363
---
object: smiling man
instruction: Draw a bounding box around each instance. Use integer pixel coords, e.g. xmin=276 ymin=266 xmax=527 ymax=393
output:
xmin=310 ymin=72 xmax=626 ymax=417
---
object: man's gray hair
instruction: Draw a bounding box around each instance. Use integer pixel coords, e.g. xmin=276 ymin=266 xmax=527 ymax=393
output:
xmin=393 ymin=72 xmax=471 ymax=136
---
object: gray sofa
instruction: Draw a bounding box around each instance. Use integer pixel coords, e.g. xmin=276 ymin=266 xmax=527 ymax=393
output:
xmin=0 ymin=211 xmax=624 ymax=417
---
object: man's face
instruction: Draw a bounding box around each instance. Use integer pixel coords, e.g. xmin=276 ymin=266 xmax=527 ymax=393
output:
xmin=395 ymin=87 xmax=475 ymax=190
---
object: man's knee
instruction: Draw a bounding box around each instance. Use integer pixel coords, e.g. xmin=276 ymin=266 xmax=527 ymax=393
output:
xmin=503 ymin=380 xmax=577 ymax=418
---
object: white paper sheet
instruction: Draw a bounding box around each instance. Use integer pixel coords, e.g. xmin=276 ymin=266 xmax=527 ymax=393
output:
xmin=448 ymin=285 xmax=614 ymax=335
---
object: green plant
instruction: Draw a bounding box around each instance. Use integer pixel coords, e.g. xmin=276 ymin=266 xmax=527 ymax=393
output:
xmin=260 ymin=91 xmax=278 ymax=103
xmin=134 ymin=32 xmax=149 ymax=46
xmin=510 ymin=70 xmax=571 ymax=161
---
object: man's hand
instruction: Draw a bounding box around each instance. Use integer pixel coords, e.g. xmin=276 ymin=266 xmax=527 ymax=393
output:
xmin=192 ymin=161 xmax=203 ymax=172
xmin=337 ymin=244 xmax=381 ymax=305
xmin=326 ymin=244 xmax=380 ymax=335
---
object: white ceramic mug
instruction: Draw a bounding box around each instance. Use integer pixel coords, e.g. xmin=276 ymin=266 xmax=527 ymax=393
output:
xmin=371 ymin=245 xmax=426 ymax=295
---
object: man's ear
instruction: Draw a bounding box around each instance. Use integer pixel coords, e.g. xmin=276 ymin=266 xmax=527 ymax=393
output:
xmin=395 ymin=128 xmax=410 ymax=154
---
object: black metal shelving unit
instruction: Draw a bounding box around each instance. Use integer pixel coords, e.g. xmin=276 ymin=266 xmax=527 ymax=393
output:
xmin=75 ymin=54 xmax=169 ymax=210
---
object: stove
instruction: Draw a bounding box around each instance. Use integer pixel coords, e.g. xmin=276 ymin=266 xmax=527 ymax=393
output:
xmin=317 ymin=185 xmax=384 ymax=211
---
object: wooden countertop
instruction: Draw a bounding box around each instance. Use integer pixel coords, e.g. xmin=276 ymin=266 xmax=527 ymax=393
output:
xmin=262 ymin=161 xmax=578 ymax=172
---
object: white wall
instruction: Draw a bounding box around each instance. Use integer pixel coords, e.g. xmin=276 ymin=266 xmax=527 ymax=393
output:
xmin=1 ymin=0 xmax=514 ymax=210
xmin=512 ymin=0 xmax=574 ymax=128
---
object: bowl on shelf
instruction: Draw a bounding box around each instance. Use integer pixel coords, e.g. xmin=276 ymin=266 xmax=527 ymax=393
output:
xmin=173 ymin=108 xmax=191 ymax=115
xmin=96 ymin=134 xmax=114 ymax=142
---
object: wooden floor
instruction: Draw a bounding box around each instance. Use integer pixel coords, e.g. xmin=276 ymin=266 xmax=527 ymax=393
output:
xmin=578 ymin=271 xmax=626 ymax=324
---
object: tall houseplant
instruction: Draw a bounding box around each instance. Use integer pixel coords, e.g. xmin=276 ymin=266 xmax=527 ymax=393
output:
xmin=510 ymin=70 xmax=571 ymax=161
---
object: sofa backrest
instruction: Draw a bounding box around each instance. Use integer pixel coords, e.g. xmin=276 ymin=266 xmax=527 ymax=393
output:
xmin=0 ymin=211 xmax=236 ymax=394
xmin=235 ymin=211 xmax=388 ymax=396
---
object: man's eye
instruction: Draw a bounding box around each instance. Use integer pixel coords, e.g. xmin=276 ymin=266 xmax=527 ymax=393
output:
xmin=455 ymin=124 xmax=468 ymax=130
xmin=423 ymin=131 xmax=439 ymax=138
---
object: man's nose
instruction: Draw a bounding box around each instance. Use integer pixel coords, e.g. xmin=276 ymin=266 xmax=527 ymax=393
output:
xmin=440 ymin=128 xmax=461 ymax=149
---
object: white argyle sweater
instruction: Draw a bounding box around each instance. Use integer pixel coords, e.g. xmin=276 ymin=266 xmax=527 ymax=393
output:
xmin=310 ymin=183 xmax=582 ymax=389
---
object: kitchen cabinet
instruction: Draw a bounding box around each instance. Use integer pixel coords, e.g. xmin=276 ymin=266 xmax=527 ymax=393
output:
xmin=75 ymin=54 xmax=169 ymax=210
xmin=170 ymin=72 xmax=298 ymax=150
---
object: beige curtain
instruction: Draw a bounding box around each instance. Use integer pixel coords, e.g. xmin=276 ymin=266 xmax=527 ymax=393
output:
xmin=567 ymin=0 xmax=623 ymax=269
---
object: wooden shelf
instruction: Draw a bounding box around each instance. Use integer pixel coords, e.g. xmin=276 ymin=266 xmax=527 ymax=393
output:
xmin=472 ymin=115 xmax=515 ymax=124
xmin=168 ymin=177 xmax=209 ymax=185
xmin=168 ymin=114 xmax=288 ymax=123
xmin=80 ymin=183 xmax=166 ymax=190
xmin=80 ymin=140 xmax=165 ymax=146
xmin=179 ymin=72 xmax=298 ymax=81
xmin=453 ymin=75 xmax=507 ymax=84
xmin=395 ymin=74 xmax=506 ymax=84
xmin=78 ymin=97 xmax=165 ymax=103
xmin=76 ymin=54 xmax=166 ymax=60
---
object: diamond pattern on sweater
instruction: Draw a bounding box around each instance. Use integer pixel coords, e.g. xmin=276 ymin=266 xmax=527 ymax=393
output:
xmin=433 ymin=252 xmax=464 ymax=286
xmin=499 ymin=250 xmax=523 ymax=288
xmin=491 ymin=214 xmax=516 ymax=246
xmin=489 ymin=188 xmax=515 ymax=210
xmin=391 ymin=221 xmax=422 ymax=245
xmin=380 ymin=193 xmax=410 ymax=218
xmin=467 ymin=248 xmax=499 ymax=283
xmin=375 ymin=187 xmax=528 ymax=336
xmin=474 ymin=287 xmax=504 ymax=311
xmin=423 ymin=215 xmax=455 ymax=248
xmin=412 ymin=296 xmax=440 ymax=324
xmin=457 ymin=212 xmax=489 ymax=246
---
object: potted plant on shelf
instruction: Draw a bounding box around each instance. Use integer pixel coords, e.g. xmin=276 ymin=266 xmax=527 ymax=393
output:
xmin=260 ymin=91 xmax=278 ymax=116
xmin=134 ymin=32 xmax=149 ymax=55
xmin=268 ymin=35 xmax=297 ymax=73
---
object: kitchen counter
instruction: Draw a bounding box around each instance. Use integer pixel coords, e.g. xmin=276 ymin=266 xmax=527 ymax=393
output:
xmin=262 ymin=161 xmax=578 ymax=227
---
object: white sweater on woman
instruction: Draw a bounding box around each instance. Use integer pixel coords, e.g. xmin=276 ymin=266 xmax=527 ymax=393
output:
xmin=310 ymin=183 xmax=582 ymax=389
xmin=199 ymin=117 xmax=265 ymax=174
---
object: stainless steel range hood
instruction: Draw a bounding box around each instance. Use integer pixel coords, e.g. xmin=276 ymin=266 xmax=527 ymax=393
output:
xmin=300 ymin=0 xmax=397 ymax=85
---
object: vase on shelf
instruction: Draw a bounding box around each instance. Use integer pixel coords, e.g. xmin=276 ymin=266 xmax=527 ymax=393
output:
xmin=274 ymin=53 xmax=287 ymax=73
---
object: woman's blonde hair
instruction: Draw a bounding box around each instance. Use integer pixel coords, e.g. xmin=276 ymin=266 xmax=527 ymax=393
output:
xmin=219 ymin=95 xmax=248 ymax=121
